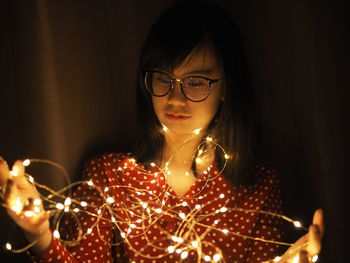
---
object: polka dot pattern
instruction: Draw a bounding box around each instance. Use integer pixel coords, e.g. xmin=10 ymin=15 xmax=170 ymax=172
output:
xmin=29 ymin=153 xmax=284 ymax=263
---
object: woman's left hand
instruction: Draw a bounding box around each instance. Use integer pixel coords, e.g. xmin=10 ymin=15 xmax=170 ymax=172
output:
xmin=280 ymin=209 xmax=325 ymax=262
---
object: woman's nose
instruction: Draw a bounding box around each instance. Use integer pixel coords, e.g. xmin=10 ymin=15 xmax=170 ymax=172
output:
xmin=167 ymin=80 xmax=187 ymax=105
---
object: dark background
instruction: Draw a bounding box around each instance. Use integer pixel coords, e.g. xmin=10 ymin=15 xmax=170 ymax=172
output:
xmin=1 ymin=0 xmax=349 ymax=262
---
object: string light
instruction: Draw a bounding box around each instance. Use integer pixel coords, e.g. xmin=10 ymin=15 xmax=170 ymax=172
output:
xmin=0 ymin=139 xmax=314 ymax=262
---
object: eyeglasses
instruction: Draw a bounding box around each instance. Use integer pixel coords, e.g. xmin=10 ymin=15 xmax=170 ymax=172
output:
xmin=144 ymin=70 xmax=221 ymax=102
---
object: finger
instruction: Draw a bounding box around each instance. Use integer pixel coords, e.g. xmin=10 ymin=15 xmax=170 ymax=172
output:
xmin=312 ymin=209 xmax=325 ymax=237
xmin=308 ymin=224 xmax=322 ymax=255
xmin=0 ymin=157 xmax=10 ymax=187
xmin=11 ymin=160 xmax=30 ymax=189
xmin=4 ymin=179 xmax=15 ymax=204
xmin=299 ymin=250 xmax=308 ymax=263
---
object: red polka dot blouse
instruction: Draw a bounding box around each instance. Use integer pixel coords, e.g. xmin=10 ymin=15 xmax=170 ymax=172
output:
xmin=29 ymin=153 xmax=284 ymax=263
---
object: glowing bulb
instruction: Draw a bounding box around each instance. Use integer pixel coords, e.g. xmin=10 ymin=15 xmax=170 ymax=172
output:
xmin=219 ymin=193 xmax=225 ymax=198
xmin=130 ymin=224 xmax=136 ymax=228
xmin=87 ymin=180 xmax=93 ymax=186
xmin=292 ymin=255 xmax=299 ymax=263
xmin=222 ymin=229 xmax=228 ymax=234
xmin=181 ymin=251 xmax=188 ymax=259
xmin=176 ymin=248 xmax=182 ymax=254
xmin=11 ymin=198 xmax=23 ymax=213
xmin=191 ymin=241 xmax=198 ymax=248
xmin=111 ymin=216 xmax=116 ymax=222
xmin=106 ymin=197 xmax=115 ymax=204
xmin=185 ymin=171 xmax=189 ymax=176
xmin=136 ymin=219 xmax=142 ymax=223
xmin=10 ymin=168 xmax=19 ymax=177
xmin=193 ymin=129 xmax=201 ymax=135
xmin=195 ymin=204 xmax=201 ymax=209
xmin=28 ymin=176 xmax=34 ymax=183
xmin=167 ymin=170 xmax=171 ymax=175
xmin=33 ymin=199 xmax=41 ymax=206
xmin=34 ymin=207 xmax=40 ymax=213
xmin=80 ymin=201 xmax=87 ymax=207
xmin=155 ymin=208 xmax=162 ymax=214
xmin=273 ymin=256 xmax=282 ymax=262
xmin=224 ymin=154 xmax=230 ymax=160
xmin=206 ymin=137 xmax=213 ymax=142
xmin=167 ymin=246 xmax=175 ymax=253
xmin=127 ymin=228 xmax=131 ymax=234
xmin=142 ymin=202 xmax=148 ymax=209
xmin=104 ymin=187 xmax=109 ymax=192
xmin=97 ymin=209 xmax=102 ymax=215
xmin=73 ymin=208 xmax=79 ymax=213
xmin=204 ymin=255 xmax=211 ymax=261
xmin=214 ymin=220 xmax=219 ymax=224
xmin=87 ymin=228 xmax=92 ymax=234
xmin=56 ymin=203 xmax=64 ymax=210
xmin=120 ymin=232 xmax=126 ymax=238
xmin=220 ymin=207 xmax=228 ymax=213
xmin=312 ymin=255 xmax=318 ymax=262
xmin=195 ymin=157 xmax=202 ymax=164
xmin=182 ymin=201 xmax=188 ymax=206
xmin=162 ymin=125 xmax=169 ymax=132
xmin=213 ymin=254 xmax=221 ymax=262
xmin=53 ymin=230 xmax=60 ymax=239
xmin=171 ymin=236 xmax=183 ymax=243
xmin=22 ymin=159 xmax=31 ymax=166
xmin=179 ymin=212 xmax=186 ymax=219
xmin=64 ymin=198 xmax=72 ymax=206
xmin=198 ymin=149 xmax=203 ymax=155
xmin=150 ymin=162 xmax=156 ymax=167
xmin=24 ymin=211 xmax=34 ymax=217
xmin=293 ymin=221 xmax=302 ymax=228
xmin=5 ymin=243 xmax=12 ymax=250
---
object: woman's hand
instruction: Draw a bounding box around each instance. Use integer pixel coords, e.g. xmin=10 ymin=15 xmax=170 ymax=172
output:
xmin=0 ymin=157 xmax=52 ymax=255
xmin=281 ymin=209 xmax=325 ymax=263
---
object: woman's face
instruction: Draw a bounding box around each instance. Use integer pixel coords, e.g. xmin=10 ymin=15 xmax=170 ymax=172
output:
xmin=152 ymin=47 xmax=224 ymax=136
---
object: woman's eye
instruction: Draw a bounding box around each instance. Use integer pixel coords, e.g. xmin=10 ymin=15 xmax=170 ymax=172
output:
xmin=187 ymin=78 xmax=205 ymax=87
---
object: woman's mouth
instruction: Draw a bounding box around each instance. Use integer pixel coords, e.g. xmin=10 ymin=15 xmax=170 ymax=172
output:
xmin=165 ymin=113 xmax=191 ymax=121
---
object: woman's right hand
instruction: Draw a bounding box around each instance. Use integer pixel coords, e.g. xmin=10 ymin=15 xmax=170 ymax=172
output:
xmin=0 ymin=157 xmax=52 ymax=255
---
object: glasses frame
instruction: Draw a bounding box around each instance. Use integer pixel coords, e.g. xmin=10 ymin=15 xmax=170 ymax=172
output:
xmin=144 ymin=70 xmax=221 ymax=102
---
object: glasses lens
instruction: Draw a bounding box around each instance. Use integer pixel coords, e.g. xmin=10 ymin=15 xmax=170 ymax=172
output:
xmin=145 ymin=72 xmax=171 ymax=96
xmin=182 ymin=77 xmax=210 ymax=102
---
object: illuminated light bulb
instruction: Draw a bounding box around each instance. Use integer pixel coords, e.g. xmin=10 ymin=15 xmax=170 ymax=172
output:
xmin=162 ymin=125 xmax=169 ymax=132
xmin=10 ymin=169 xmax=19 ymax=177
xmin=198 ymin=196 xmax=204 ymax=199
xmin=179 ymin=212 xmax=186 ymax=219
xmin=214 ymin=220 xmax=219 ymax=224
xmin=97 ymin=209 xmax=102 ymax=215
xmin=182 ymin=201 xmax=188 ymax=206
xmin=176 ymin=248 xmax=182 ymax=254
xmin=104 ymin=187 xmax=109 ymax=192
xmin=87 ymin=228 xmax=92 ymax=234
xmin=129 ymin=211 xmax=134 ymax=215
xmin=5 ymin=243 xmax=12 ymax=251
xmin=273 ymin=256 xmax=282 ymax=262
xmin=87 ymin=180 xmax=93 ymax=186
xmin=171 ymin=236 xmax=183 ymax=243
xmin=292 ymin=255 xmax=299 ymax=263
xmin=224 ymin=154 xmax=230 ymax=160
xmin=130 ymin=224 xmax=136 ymax=228
xmin=120 ymin=232 xmax=126 ymax=238
xmin=193 ymin=129 xmax=201 ymax=135
xmin=150 ymin=162 xmax=156 ymax=167
xmin=185 ymin=171 xmax=189 ymax=176
xmin=213 ymin=254 xmax=221 ymax=262
xmin=64 ymin=198 xmax=72 ymax=206
xmin=24 ymin=211 xmax=34 ymax=217
xmin=149 ymin=190 xmax=153 ymax=194
xmin=222 ymin=229 xmax=229 ymax=234
xmin=142 ymin=202 xmax=148 ymax=209
xmin=312 ymin=255 xmax=318 ymax=262
xmin=53 ymin=230 xmax=60 ymax=239
xmin=293 ymin=221 xmax=302 ymax=228
xmin=181 ymin=251 xmax=188 ymax=259
xmin=204 ymin=255 xmax=211 ymax=262
xmin=111 ymin=216 xmax=116 ymax=222
xmin=220 ymin=207 xmax=228 ymax=213
xmin=191 ymin=241 xmax=198 ymax=248
xmin=136 ymin=219 xmax=142 ymax=223
xmin=162 ymin=200 xmax=166 ymax=205
xmin=33 ymin=199 xmax=41 ymax=206
xmin=136 ymin=191 xmax=141 ymax=195
xmin=154 ymin=172 xmax=159 ymax=177
xmin=151 ymin=180 xmax=156 ymax=184
xmin=64 ymin=207 xmax=69 ymax=212
xmin=56 ymin=203 xmax=64 ymax=210
xmin=206 ymin=137 xmax=213 ymax=142
xmin=146 ymin=208 xmax=151 ymax=213
xmin=11 ymin=198 xmax=23 ymax=213
xmin=28 ymin=176 xmax=34 ymax=183
xmin=195 ymin=204 xmax=201 ymax=209
xmin=73 ymin=208 xmax=79 ymax=213
xmin=155 ymin=208 xmax=162 ymax=214
xmin=219 ymin=193 xmax=225 ymax=198
xmin=34 ymin=207 xmax=40 ymax=213
xmin=167 ymin=246 xmax=175 ymax=253
xmin=22 ymin=159 xmax=31 ymax=166
xmin=127 ymin=228 xmax=131 ymax=234
xmin=203 ymin=170 xmax=208 ymax=175
xmin=80 ymin=201 xmax=87 ymax=207
xmin=106 ymin=197 xmax=115 ymax=204
xmin=167 ymin=170 xmax=171 ymax=175
xmin=198 ymin=149 xmax=203 ymax=155
xmin=195 ymin=157 xmax=202 ymax=164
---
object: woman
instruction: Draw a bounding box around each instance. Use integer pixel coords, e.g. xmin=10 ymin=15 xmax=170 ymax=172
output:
xmin=0 ymin=1 xmax=323 ymax=262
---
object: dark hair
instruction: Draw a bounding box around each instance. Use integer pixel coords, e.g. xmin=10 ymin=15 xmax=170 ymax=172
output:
xmin=130 ymin=1 xmax=258 ymax=186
